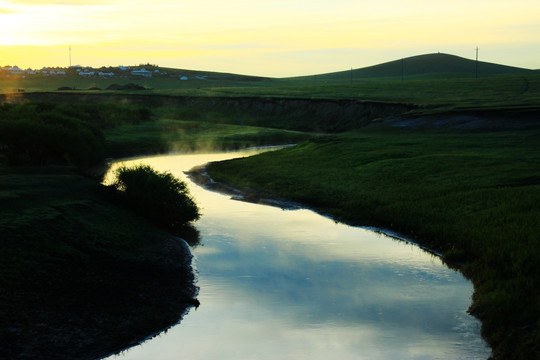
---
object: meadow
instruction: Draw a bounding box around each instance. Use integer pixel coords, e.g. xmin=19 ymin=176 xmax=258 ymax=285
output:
xmin=207 ymin=128 xmax=540 ymax=359
xmin=105 ymin=118 xmax=311 ymax=157
xmin=0 ymin=101 xmax=310 ymax=359
xmin=1 ymin=53 xmax=539 ymax=359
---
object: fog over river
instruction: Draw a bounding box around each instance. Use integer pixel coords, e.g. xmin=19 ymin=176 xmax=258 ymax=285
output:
xmin=106 ymin=150 xmax=490 ymax=360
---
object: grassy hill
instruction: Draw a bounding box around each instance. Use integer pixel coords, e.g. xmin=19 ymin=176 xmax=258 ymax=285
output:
xmin=288 ymin=53 xmax=536 ymax=81
xmin=1 ymin=53 xmax=537 ymax=94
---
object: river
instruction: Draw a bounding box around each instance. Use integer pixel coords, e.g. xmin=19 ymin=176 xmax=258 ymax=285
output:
xmin=105 ymin=150 xmax=491 ymax=360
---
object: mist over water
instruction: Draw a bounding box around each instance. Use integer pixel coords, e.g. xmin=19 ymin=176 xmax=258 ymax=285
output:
xmin=107 ymin=151 xmax=490 ymax=360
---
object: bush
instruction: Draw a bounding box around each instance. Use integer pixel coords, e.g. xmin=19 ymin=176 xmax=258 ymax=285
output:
xmin=113 ymin=165 xmax=200 ymax=230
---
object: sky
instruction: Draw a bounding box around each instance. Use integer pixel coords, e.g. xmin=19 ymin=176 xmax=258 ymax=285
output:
xmin=0 ymin=0 xmax=539 ymax=77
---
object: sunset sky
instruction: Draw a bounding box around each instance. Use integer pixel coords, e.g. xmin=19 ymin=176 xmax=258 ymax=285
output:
xmin=1 ymin=0 xmax=539 ymax=77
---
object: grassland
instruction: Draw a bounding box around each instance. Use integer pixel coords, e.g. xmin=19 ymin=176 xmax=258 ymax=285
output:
xmin=7 ymin=72 xmax=538 ymax=111
xmin=3 ymin=53 xmax=539 ymax=116
xmin=1 ymin=53 xmax=539 ymax=359
xmin=0 ymin=101 xmax=311 ymax=359
xmin=104 ymin=118 xmax=311 ymax=157
xmin=207 ymin=128 xmax=540 ymax=359
xmin=0 ymin=165 xmax=199 ymax=360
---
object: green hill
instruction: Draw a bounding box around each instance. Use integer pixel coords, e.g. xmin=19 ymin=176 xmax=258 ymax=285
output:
xmin=291 ymin=53 xmax=535 ymax=81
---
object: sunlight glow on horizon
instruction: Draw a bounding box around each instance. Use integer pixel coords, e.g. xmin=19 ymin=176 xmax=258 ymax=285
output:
xmin=1 ymin=0 xmax=539 ymax=77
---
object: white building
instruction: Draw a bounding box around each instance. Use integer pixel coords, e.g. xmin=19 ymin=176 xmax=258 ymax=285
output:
xmin=131 ymin=68 xmax=152 ymax=77
xmin=79 ymin=70 xmax=95 ymax=76
xmin=8 ymin=66 xmax=24 ymax=74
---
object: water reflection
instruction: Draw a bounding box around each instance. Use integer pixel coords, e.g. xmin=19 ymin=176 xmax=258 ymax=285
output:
xmin=108 ymin=151 xmax=490 ymax=360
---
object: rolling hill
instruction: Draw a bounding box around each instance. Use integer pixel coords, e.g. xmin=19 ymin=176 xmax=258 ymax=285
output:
xmin=290 ymin=53 xmax=536 ymax=81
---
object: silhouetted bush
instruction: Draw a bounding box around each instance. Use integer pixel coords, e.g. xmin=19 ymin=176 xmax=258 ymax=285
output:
xmin=113 ymin=165 xmax=200 ymax=229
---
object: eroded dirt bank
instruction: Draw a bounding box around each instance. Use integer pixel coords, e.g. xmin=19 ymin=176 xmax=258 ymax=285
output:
xmin=3 ymin=92 xmax=417 ymax=132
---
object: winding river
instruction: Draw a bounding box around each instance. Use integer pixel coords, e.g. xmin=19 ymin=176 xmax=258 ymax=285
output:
xmin=105 ymin=150 xmax=491 ymax=360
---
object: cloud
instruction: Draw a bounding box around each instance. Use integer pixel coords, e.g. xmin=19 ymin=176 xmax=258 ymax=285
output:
xmin=6 ymin=0 xmax=113 ymax=5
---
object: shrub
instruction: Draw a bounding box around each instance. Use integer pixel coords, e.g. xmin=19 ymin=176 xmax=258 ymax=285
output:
xmin=113 ymin=165 xmax=200 ymax=230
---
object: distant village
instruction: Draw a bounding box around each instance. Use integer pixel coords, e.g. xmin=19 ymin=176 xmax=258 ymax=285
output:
xmin=0 ymin=64 xmax=207 ymax=81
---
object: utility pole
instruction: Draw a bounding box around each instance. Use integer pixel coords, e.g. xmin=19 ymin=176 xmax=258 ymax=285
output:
xmin=350 ymin=67 xmax=353 ymax=83
xmin=475 ymin=47 xmax=478 ymax=78
xmin=69 ymin=45 xmax=72 ymax=67
xmin=401 ymin=58 xmax=404 ymax=81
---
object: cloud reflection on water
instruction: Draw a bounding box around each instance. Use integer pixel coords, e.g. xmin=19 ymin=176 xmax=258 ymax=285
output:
xmin=108 ymin=152 xmax=489 ymax=360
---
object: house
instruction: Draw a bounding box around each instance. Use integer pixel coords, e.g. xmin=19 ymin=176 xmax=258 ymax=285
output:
xmin=131 ymin=68 xmax=152 ymax=78
xmin=8 ymin=66 xmax=24 ymax=74
xmin=79 ymin=70 xmax=95 ymax=76
xmin=180 ymin=76 xmax=188 ymax=81
xmin=98 ymin=72 xmax=115 ymax=77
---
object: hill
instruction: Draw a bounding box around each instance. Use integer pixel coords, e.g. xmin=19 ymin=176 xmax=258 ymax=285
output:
xmin=290 ymin=53 xmax=536 ymax=81
xmin=2 ymin=52 xmax=538 ymax=94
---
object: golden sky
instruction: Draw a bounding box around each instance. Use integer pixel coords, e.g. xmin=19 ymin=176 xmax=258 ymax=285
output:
xmin=1 ymin=0 xmax=539 ymax=76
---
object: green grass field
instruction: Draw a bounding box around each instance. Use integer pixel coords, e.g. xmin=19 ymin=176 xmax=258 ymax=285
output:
xmin=207 ymin=128 xmax=540 ymax=359
xmin=0 ymin=101 xmax=312 ymax=358
xmin=3 ymin=53 xmax=539 ymax=116
xmin=6 ymin=73 xmax=538 ymax=112
xmin=0 ymin=164 xmax=199 ymax=359
xmin=104 ymin=118 xmax=311 ymax=157
xmin=1 ymin=53 xmax=540 ymax=359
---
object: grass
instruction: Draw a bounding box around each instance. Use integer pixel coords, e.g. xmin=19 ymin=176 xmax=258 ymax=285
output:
xmin=1 ymin=62 xmax=540 ymax=358
xmin=207 ymin=128 xmax=540 ymax=359
xmin=0 ymin=165 xmax=198 ymax=359
xmin=160 ymin=74 xmax=540 ymax=113
xmin=104 ymin=118 xmax=312 ymax=157
xmin=3 ymin=55 xmax=540 ymax=116
xmin=294 ymin=53 xmax=536 ymax=81
xmin=0 ymin=100 xmax=313 ymax=359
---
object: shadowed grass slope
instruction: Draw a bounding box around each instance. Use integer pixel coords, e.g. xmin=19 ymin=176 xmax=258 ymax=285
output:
xmin=0 ymin=165 xmax=198 ymax=360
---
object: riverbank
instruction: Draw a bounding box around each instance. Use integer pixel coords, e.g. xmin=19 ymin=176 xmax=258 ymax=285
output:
xmin=188 ymin=163 xmax=446 ymax=259
xmin=0 ymin=102 xmax=314 ymax=359
xmin=2 ymin=90 xmax=538 ymax=358
xmin=0 ymin=165 xmax=200 ymax=360
xmin=205 ymin=128 xmax=540 ymax=360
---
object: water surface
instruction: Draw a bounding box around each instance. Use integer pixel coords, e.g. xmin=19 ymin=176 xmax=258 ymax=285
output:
xmin=107 ymin=150 xmax=490 ymax=360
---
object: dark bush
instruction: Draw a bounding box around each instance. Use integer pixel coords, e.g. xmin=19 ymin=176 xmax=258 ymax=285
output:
xmin=113 ymin=165 xmax=200 ymax=229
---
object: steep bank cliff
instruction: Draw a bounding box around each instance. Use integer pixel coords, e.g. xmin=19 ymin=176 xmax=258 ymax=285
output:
xmin=4 ymin=92 xmax=416 ymax=132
